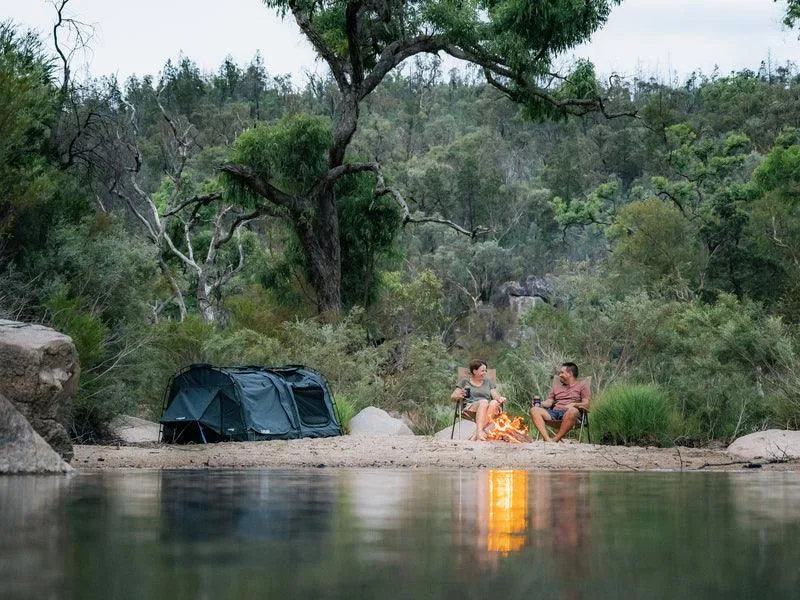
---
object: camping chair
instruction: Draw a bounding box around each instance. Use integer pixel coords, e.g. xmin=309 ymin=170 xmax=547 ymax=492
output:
xmin=534 ymin=376 xmax=592 ymax=443
xmin=450 ymin=367 xmax=498 ymax=440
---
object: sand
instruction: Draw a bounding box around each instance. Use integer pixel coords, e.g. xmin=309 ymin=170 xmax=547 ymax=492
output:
xmin=72 ymin=435 xmax=800 ymax=471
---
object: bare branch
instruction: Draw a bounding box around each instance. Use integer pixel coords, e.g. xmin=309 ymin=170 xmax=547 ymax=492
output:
xmin=359 ymin=35 xmax=447 ymax=99
xmin=162 ymin=192 xmax=224 ymax=217
xmin=289 ymin=0 xmax=349 ymax=89
xmin=220 ymin=163 xmax=297 ymax=210
xmin=326 ymin=161 xmax=489 ymax=238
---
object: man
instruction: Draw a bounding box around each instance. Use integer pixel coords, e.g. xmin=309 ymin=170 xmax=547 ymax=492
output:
xmin=530 ymin=362 xmax=590 ymax=443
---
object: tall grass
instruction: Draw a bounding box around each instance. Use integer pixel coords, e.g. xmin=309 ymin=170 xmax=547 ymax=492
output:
xmin=333 ymin=395 xmax=359 ymax=434
xmin=590 ymin=384 xmax=678 ymax=447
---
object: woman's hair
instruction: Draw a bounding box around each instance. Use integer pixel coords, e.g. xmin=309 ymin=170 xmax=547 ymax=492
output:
xmin=468 ymin=359 xmax=487 ymax=374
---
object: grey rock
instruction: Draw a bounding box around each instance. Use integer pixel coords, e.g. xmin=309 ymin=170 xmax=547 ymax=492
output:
xmin=434 ymin=420 xmax=476 ymax=441
xmin=727 ymin=429 xmax=800 ymax=461
xmin=0 ymin=392 xmax=73 ymax=474
xmin=349 ymin=407 xmax=414 ymax=436
xmin=0 ymin=320 xmax=79 ymax=461
xmin=110 ymin=415 xmax=160 ymax=444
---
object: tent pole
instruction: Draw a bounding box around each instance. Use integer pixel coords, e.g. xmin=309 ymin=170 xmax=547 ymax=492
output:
xmin=198 ymin=422 xmax=208 ymax=444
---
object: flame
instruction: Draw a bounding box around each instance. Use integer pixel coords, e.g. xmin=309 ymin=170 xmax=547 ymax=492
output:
xmin=485 ymin=412 xmax=532 ymax=443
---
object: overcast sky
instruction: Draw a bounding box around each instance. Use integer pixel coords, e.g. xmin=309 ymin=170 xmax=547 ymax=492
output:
xmin=2 ymin=0 xmax=798 ymax=85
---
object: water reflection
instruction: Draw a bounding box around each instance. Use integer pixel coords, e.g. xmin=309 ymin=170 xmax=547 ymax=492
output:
xmin=2 ymin=470 xmax=800 ymax=600
xmin=486 ymin=470 xmax=528 ymax=554
xmin=0 ymin=475 xmax=72 ymax=599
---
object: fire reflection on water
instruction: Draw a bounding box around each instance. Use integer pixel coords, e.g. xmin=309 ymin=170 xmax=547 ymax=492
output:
xmin=486 ymin=470 xmax=529 ymax=554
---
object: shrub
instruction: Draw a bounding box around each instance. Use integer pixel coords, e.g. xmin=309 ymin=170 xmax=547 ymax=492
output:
xmin=590 ymin=384 xmax=678 ymax=447
xmin=332 ymin=395 xmax=358 ymax=434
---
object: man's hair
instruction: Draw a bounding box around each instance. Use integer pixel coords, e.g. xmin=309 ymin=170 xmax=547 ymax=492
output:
xmin=562 ymin=362 xmax=579 ymax=378
xmin=468 ymin=359 xmax=487 ymax=374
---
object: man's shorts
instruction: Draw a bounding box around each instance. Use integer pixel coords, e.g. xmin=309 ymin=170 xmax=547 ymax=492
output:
xmin=545 ymin=408 xmax=568 ymax=420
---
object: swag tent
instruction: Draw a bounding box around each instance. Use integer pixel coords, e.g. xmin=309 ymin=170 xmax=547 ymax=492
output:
xmin=160 ymin=364 xmax=342 ymax=443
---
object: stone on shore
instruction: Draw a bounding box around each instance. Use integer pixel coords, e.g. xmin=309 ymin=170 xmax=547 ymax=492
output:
xmin=109 ymin=415 xmax=161 ymax=444
xmin=727 ymin=429 xmax=800 ymax=461
xmin=0 ymin=392 xmax=73 ymax=474
xmin=434 ymin=420 xmax=476 ymax=440
xmin=0 ymin=320 xmax=79 ymax=461
xmin=348 ymin=407 xmax=414 ymax=436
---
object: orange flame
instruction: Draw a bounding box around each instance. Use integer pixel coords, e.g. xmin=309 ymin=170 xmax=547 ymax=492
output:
xmin=485 ymin=412 xmax=532 ymax=443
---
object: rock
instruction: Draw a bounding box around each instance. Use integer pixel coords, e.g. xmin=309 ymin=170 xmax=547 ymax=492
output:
xmin=0 ymin=392 xmax=73 ymax=474
xmin=348 ymin=407 xmax=414 ymax=436
xmin=434 ymin=420 xmax=476 ymax=441
xmin=497 ymin=275 xmax=554 ymax=311
xmin=110 ymin=415 xmax=161 ymax=444
xmin=727 ymin=429 xmax=800 ymax=461
xmin=0 ymin=320 xmax=79 ymax=461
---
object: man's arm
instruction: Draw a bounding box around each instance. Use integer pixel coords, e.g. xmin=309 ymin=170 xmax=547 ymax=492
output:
xmin=542 ymin=386 xmax=556 ymax=408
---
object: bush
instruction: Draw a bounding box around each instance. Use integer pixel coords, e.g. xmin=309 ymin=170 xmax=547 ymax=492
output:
xmin=590 ymin=384 xmax=678 ymax=447
xmin=332 ymin=395 xmax=358 ymax=434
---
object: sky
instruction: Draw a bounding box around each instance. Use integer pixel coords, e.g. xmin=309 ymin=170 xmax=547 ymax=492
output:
xmin=2 ymin=0 xmax=798 ymax=85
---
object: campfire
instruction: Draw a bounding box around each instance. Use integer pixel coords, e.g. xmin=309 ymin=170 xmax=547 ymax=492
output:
xmin=485 ymin=412 xmax=533 ymax=443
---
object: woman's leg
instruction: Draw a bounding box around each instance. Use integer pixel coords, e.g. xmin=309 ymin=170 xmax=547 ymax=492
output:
xmin=473 ymin=399 xmax=490 ymax=440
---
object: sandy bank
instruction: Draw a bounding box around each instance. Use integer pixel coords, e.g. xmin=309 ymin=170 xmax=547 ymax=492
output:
xmin=72 ymin=435 xmax=800 ymax=471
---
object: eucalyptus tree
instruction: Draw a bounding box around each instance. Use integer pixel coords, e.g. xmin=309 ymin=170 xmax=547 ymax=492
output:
xmin=222 ymin=0 xmax=627 ymax=316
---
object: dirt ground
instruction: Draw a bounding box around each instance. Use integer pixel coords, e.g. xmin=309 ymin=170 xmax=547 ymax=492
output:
xmin=72 ymin=435 xmax=800 ymax=471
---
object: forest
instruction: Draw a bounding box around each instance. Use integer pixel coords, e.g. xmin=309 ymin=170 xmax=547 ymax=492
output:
xmin=2 ymin=0 xmax=800 ymax=446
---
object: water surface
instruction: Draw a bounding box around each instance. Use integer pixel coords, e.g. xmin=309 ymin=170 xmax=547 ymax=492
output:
xmin=2 ymin=469 xmax=799 ymax=599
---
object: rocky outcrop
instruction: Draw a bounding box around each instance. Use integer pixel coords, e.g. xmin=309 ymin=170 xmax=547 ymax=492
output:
xmin=348 ymin=407 xmax=414 ymax=436
xmin=497 ymin=275 xmax=554 ymax=313
xmin=727 ymin=429 xmax=800 ymax=461
xmin=0 ymin=320 xmax=79 ymax=461
xmin=0 ymin=392 xmax=73 ymax=473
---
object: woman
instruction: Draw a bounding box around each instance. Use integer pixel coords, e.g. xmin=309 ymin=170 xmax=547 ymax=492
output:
xmin=450 ymin=359 xmax=506 ymax=441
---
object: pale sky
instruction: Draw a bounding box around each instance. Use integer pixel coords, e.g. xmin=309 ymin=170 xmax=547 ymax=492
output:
xmin=2 ymin=0 xmax=798 ymax=85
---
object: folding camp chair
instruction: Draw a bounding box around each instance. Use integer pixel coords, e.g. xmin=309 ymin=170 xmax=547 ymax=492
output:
xmin=450 ymin=367 xmax=498 ymax=440
xmin=533 ymin=376 xmax=592 ymax=443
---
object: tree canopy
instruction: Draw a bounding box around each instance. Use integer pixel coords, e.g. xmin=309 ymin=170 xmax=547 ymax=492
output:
xmin=223 ymin=0 xmax=626 ymax=315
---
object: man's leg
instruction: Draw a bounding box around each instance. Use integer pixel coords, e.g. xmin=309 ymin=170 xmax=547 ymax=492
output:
xmin=552 ymin=406 xmax=580 ymax=442
xmin=530 ymin=407 xmax=553 ymax=442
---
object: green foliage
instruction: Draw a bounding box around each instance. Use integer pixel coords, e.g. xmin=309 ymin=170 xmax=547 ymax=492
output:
xmin=376 ymin=269 xmax=446 ymax=337
xmin=230 ymin=113 xmax=333 ymax=194
xmin=783 ymin=0 xmax=800 ymax=29
xmin=0 ymin=23 xmax=61 ymax=257
xmin=381 ymin=336 xmax=453 ymax=413
xmin=337 ymin=171 xmax=402 ymax=307
xmin=590 ymin=384 xmax=678 ymax=447
xmin=609 ymin=198 xmax=701 ymax=294
xmin=332 ymin=395 xmax=358 ymax=433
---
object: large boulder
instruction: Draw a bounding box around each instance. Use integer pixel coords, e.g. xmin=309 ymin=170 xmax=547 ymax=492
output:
xmin=348 ymin=407 xmax=414 ymax=436
xmin=727 ymin=429 xmax=800 ymax=461
xmin=434 ymin=419 xmax=476 ymax=440
xmin=109 ymin=415 xmax=160 ymax=444
xmin=0 ymin=320 xmax=79 ymax=461
xmin=0 ymin=392 xmax=73 ymax=473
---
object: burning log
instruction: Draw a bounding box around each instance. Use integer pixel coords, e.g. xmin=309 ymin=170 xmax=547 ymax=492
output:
xmin=485 ymin=413 xmax=533 ymax=443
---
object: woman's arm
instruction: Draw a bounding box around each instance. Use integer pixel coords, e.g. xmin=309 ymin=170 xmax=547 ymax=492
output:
xmin=451 ymin=380 xmax=468 ymax=402
xmin=490 ymin=385 xmax=506 ymax=403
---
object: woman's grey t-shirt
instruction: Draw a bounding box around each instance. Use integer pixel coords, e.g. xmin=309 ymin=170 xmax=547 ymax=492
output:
xmin=458 ymin=378 xmax=496 ymax=404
